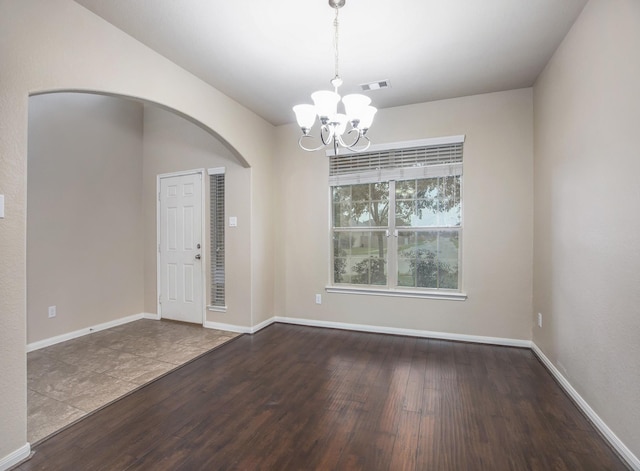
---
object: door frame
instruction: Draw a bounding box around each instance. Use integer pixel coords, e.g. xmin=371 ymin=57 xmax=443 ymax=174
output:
xmin=156 ymin=168 xmax=207 ymax=325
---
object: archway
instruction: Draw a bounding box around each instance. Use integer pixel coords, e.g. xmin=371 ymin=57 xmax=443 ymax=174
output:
xmin=25 ymin=91 xmax=252 ymax=443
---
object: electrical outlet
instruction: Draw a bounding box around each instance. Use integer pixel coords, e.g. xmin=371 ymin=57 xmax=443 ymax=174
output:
xmin=537 ymin=312 xmax=542 ymax=328
xmin=48 ymin=306 xmax=57 ymax=318
xmin=315 ymin=294 xmax=322 ymax=305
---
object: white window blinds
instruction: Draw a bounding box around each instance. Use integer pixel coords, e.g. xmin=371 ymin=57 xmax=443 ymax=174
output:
xmin=208 ymin=168 xmax=225 ymax=307
xmin=328 ymin=136 xmax=464 ymax=186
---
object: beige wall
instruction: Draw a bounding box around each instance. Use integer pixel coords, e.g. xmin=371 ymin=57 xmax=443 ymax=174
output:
xmin=533 ymin=0 xmax=640 ymax=459
xmin=250 ymin=141 xmax=276 ymax=326
xmin=0 ymin=0 xmax=274 ymax=460
xmin=142 ymin=105 xmax=253 ymax=327
xmin=27 ymin=93 xmax=144 ymax=344
xmin=275 ymin=89 xmax=534 ymax=340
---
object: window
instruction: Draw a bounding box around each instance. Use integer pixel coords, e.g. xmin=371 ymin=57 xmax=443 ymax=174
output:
xmin=208 ymin=168 xmax=225 ymax=309
xmin=329 ymin=137 xmax=464 ymax=298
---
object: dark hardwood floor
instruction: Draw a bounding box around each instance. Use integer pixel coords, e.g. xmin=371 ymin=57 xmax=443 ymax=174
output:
xmin=16 ymin=323 xmax=628 ymax=470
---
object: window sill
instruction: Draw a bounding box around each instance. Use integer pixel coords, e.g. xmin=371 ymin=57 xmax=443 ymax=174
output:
xmin=207 ymin=305 xmax=227 ymax=312
xmin=325 ymin=286 xmax=467 ymax=301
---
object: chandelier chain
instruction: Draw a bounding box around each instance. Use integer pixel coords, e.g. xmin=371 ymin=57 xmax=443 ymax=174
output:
xmin=333 ymin=6 xmax=340 ymax=82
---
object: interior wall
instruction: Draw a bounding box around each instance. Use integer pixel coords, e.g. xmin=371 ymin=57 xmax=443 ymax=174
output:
xmin=27 ymin=93 xmax=144 ymax=344
xmin=0 ymin=0 xmax=274 ymax=460
xmin=533 ymin=0 xmax=640 ymax=459
xmin=249 ymin=140 xmax=276 ymax=327
xmin=142 ymin=105 xmax=252 ymax=327
xmin=274 ymin=88 xmax=534 ymax=341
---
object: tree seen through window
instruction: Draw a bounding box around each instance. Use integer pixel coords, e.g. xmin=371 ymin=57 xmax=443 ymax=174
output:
xmin=333 ymin=176 xmax=460 ymax=290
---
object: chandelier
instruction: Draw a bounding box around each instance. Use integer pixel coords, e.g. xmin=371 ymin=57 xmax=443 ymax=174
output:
xmin=293 ymin=0 xmax=377 ymax=154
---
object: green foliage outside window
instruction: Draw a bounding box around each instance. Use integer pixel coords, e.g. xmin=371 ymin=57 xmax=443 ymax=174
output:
xmin=403 ymin=248 xmax=458 ymax=290
xmin=332 ymin=176 xmax=461 ymax=290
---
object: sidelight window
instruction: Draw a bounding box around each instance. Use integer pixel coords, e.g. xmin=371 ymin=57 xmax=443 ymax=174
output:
xmin=208 ymin=168 xmax=225 ymax=309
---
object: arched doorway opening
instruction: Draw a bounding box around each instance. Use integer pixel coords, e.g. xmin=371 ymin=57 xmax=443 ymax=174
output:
xmin=25 ymin=91 xmax=250 ymax=443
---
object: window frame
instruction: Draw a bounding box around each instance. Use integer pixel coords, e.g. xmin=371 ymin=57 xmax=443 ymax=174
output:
xmin=326 ymin=136 xmax=467 ymax=301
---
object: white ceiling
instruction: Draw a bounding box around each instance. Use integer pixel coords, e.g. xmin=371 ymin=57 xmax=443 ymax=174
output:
xmin=73 ymin=0 xmax=587 ymax=126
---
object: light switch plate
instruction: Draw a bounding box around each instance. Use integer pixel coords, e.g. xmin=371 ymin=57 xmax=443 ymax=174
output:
xmin=229 ymin=216 xmax=237 ymax=227
xmin=0 ymin=194 xmax=4 ymax=218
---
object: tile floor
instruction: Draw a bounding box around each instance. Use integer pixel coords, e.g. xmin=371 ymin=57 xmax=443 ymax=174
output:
xmin=27 ymin=319 xmax=239 ymax=444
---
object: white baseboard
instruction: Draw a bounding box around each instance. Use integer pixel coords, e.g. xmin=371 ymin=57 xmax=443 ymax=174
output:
xmin=204 ymin=320 xmax=251 ymax=333
xmin=531 ymin=343 xmax=640 ymax=471
xmin=143 ymin=312 xmax=160 ymax=320
xmin=203 ymin=317 xmax=275 ymax=334
xmin=206 ymin=315 xmax=529 ymax=348
xmin=273 ymin=316 xmax=531 ymax=348
xmin=26 ymin=313 xmax=146 ymax=352
xmin=251 ymin=317 xmax=276 ymax=333
xmin=0 ymin=443 xmax=30 ymax=471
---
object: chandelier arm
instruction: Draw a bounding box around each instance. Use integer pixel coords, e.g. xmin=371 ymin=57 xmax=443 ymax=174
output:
xmin=320 ymin=125 xmax=334 ymax=146
xmin=339 ymin=128 xmax=362 ymax=148
xmin=346 ymin=133 xmax=371 ymax=152
xmin=335 ymin=129 xmax=371 ymax=152
xmin=298 ymin=135 xmax=329 ymax=152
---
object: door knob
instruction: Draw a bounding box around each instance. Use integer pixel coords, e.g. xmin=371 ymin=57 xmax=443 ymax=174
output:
xmin=195 ymin=254 xmax=201 ymax=260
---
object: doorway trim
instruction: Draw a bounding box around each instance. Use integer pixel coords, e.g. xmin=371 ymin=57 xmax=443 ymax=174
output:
xmin=156 ymin=168 xmax=207 ymax=325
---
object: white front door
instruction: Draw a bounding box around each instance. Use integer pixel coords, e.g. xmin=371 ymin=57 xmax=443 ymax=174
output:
xmin=158 ymin=171 xmax=204 ymax=324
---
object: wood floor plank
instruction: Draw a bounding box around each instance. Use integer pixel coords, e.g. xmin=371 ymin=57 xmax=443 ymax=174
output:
xmin=15 ymin=323 xmax=630 ymax=471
